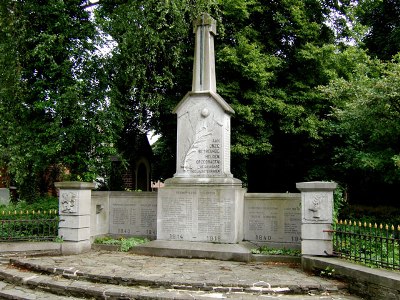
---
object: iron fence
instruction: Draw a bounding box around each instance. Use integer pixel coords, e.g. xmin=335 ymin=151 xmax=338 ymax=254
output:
xmin=332 ymin=220 xmax=400 ymax=270
xmin=0 ymin=209 xmax=59 ymax=242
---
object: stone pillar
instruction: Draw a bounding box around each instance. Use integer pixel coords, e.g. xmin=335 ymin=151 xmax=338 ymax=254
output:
xmin=55 ymin=181 xmax=95 ymax=255
xmin=296 ymin=181 xmax=337 ymax=256
xmin=0 ymin=188 xmax=10 ymax=206
xmin=192 ymin=13 xmax=217 ymax=93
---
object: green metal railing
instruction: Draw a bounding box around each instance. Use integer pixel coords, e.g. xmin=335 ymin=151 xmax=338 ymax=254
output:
xmin=0 ymin=209 xmax=59 ymax=242
xmin=332 ymin=220 xmax=400 ymax=270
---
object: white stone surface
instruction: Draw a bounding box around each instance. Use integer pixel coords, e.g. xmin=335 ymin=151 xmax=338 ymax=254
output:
xmin=55 ymin=181 xmax=96 ymax=190
xmin=59 ymin=189 xmax=92 ymax=215
xmin=301 ymin=223 xmax=332 ymax=240
xmin=173 ymin=91 xmax=234 ymax=178
xmin=157 ymin=185 xmax=244 ymax=243
xmin=172 ymin=13 xmax=234 ymax=180
xmin=296 ymin=181 xmax=337 ymax=191
xmin=55 ymin=181 xmax=94 ymax=253
xmin=59 ymin=215 xmax=90 ymax=229
xmin=302 ymin=239 xmax=333 ymax=256
xmin=59 ymin=227 xmax=90 ymax=242
xmin=61 ymin=240 xmax=91 ymax=255
xmin=158 ymin=14 xmax=244 ymax=245
xmin=57 ymin=190 xmax=92 ymax=216
xmin=297 ymin=181 xmax=337 ymax=256
xmin=192 ymin=14 xmax=217 ymax=93
xmin=244 ymin=193 xmax=301 ymax=246
xmin=91 ymin=191 xmax=110 ymax=238
xmin=0 ymin=242 xmax=60 ymax=253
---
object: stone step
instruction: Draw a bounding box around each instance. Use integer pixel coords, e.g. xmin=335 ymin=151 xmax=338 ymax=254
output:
xmin=8 ymin=257 xmax=341 ymax=295
xmin=0 ymin=280 xmax=85 ymax=300
xmin=0 ymin=263 xmax=359 ymax=300
xmin=0 ymin=263 xmax=290 ymax=298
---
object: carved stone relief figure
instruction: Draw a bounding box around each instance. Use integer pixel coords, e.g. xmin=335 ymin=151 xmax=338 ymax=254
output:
xmin=61 ymin=191 xmax=78 ymax=213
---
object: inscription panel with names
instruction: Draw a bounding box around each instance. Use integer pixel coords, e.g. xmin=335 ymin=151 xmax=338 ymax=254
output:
xmin=244 ymin=195 xmax=301 ymax=245
xmin=157 ymin=187 xmax=239 ymax=243
xmin=110 ymin=195 xmax=157 ymax=238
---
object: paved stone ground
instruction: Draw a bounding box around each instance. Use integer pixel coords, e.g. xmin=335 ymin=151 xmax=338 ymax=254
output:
xmin=0 ymin=250 xmax=364 ymax=299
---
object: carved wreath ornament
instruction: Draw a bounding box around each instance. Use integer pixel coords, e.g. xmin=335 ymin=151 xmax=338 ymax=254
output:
xmin=61 ymin=191 xmax=78 ymax=213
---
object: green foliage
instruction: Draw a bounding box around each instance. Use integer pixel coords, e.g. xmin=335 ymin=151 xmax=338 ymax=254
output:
xmin=339 ymin=205 xmax=400 ymax=228
xmin=319 ymin=266 xmax=335 ymax=277
xmin=0 ymin=1 xmax=117 ymax=201
xmin=95 ymin=0 xmax=358 ymax=187
xmin=54 ymin=236 xmax=64 ymax=243
xmin=333 ymin=184 xmax=347 ymax=223
xmin=321 ymin=56 xmax=400 ymax=186
xmin=0 ymin=196 xmax=59 ymax=241
xmin=0 ymin=196 xmax=58 ymax=212
xmin=251 ymin=246 xmax=301 ymax=256
xmin=151 ymin=136 xmax=176 ymax=181
xmin=93 ymin=236 xmax=149 ymax=252
xmin=95 ymin=0 xmax=211 ymax=181
xmin=333 ymin=221 xmax=399 ymax=270
xmin=356 ymin=0 xmax=400 ymax=60
xmin=1 ymin=0 xmax=400 ymax=205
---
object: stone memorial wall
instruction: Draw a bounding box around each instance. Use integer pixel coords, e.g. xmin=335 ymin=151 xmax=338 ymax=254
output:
xmin=244 ymin=193 xmax=301 ymax=248
xmin=89 ymin=191 xmax=301 ymax=247
xmin=90 ymin=191 xmax=157 ymax=240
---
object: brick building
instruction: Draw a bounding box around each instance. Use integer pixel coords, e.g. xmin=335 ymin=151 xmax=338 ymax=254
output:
xmin=109 ymin=133 xmax=153 ymax=191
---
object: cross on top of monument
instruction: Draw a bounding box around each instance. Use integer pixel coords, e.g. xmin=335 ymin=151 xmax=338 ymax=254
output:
xmin=192 ymin=13 xmax=217 ymax=93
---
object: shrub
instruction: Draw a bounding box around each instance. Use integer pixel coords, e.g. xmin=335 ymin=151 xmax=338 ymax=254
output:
xmin=339 ymin=205 xmax=400 ymax=226
xmin=0 ymin=196 xmax=58 ymax=212
xmin=93 ymin=236 xmax=149 ymax=252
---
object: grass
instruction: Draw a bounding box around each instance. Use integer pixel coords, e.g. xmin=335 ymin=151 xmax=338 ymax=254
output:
xmin=251 ymin=246 xmax=301 ymax=256
xmin=93 ymin=236 xmax=149 ymax=252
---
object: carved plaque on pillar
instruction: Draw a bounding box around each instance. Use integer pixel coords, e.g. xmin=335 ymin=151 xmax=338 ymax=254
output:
xmin=302 ymin=192 xmax=332 ymax=223
xmin=60 ymin=191 xmax=78 ymax=214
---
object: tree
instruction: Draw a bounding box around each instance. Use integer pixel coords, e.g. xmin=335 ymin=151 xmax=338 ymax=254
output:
xmin=4 ymin=0 xmax=396 ymax=206
xmin=0 ymin=1 xmax=116 ymax=201
xmin=95 ymin=0 xmax=221 ymax=180
xmin=321 ymin=54 xmax=400 ymax=204
xmin=355 ymin=0 xmax=400 ymax=60
xmin=213 ymin=0 xmax=358 ymax=190
xmin=95 ymin=0 xmax=361 ymax=191
xmin=78 ymin=1 xmax=400 ymax=206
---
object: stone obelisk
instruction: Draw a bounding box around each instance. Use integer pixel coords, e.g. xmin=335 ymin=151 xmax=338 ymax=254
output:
xmin=157 ymin=13 xmax=244 ymax=244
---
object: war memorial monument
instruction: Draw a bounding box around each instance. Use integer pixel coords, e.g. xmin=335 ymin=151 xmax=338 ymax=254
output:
xmin=156 ymin=14 xmax=245 ymax=245
xmin=53 ymin=13 xmax=337 ymax=260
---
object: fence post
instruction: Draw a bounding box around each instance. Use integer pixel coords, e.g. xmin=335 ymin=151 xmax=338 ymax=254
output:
xmin=55 ymin=181 xmax=95 ymax=255
xmin=296 ymin=181 xmax=337 ymax=256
